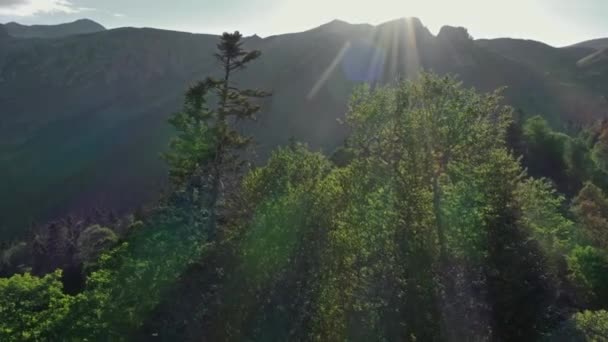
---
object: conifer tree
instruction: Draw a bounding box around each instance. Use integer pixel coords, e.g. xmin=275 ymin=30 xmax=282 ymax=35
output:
xmin=164 ymin=31 xmax=269 ymax=239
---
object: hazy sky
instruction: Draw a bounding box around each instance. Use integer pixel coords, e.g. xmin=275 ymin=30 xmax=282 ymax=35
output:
xmin=0 ymin=0 xmax=606 ymax=46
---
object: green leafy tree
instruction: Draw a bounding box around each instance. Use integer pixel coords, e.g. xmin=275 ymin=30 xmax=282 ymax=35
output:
xmin=550 ymin=310 xmax=608 ymax=341
xmin=221 ymin=144 xmax=333 ymax=341
xmin=567 ymin=245 xmax=608 ymax=308
xmin=522 ymin=116 xmax=572 ymax=192
xmin=75 ymin=225 xmax=119 ymax=268
xmin=63 ymin=208 xmax=206 ymax=341
xmin=515 ymin=178 xmax=574 ymax=259
xmin=336 ymin=73 xmax=562 ymax=341
xmin=564 ymin=136 xmax=595 ymax=191
xmin=343 ymin=74 xmax=517 ymax=340
xmin=347 ymin=74 xmax=512 ymax=264
xmin=572 ymin=183 xmax=608 ymax=249
xmin=0 ymin=271 xmax=74 ymax=341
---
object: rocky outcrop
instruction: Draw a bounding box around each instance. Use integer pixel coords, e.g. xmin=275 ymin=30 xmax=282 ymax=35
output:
xmin=438 ymin=26 xmax=473 ymax=45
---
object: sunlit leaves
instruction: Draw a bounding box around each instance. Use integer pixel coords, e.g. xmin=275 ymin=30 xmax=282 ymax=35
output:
xmin=567 ymin=246 xmax=608 ymax=307
xmin=0 ymin=271 xmax=74 ymax=342
xmin=515 ymin=178 xmax=574 ymax=257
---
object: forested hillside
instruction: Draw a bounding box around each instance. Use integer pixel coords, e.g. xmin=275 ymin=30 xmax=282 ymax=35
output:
xmin=2 ymin=30 xmax=608 ymax=341
xmin=1 ymin=18 xmax=608 ymax=238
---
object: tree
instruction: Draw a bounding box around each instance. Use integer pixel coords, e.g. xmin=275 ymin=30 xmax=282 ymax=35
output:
xmin=515 ymin=178 xmax=573 ymax=260
xmin=564 ymin=136 xmax=595 ymax=192
xmin=220 ymin=144 xmax=333 ymax=341
xmin=75 ymin=225 xmax=118 ymax=268
xmin=551 ymin=310 xmax=608 ymax=341
xmin=591 ymin=120 xmax=608 ymax=174
xmin=0 ymin=242 xmax=30 ymax=276
xmin=572 ymin=183 xmax=608 ymax=249
xmin=522 ymin=116 xmax=571 ymax=192
xmin=163 ymin=31 xmax=269 ymax=239
xmin=567 ymin=246 xmax=608 ymax=308
xmin=341 ymin=74 xmax=563 ymax=340
xmin=0 ymin=271 xmax=74 ymax=341
xmin=126 ymin=32 xmax=271 ymax=340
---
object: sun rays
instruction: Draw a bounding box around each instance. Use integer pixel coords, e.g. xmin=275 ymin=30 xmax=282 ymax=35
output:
xmin=307 ymin=18 xmax=422 ymax=100
xmin=307 ymin=41 xmax=352 ymax=100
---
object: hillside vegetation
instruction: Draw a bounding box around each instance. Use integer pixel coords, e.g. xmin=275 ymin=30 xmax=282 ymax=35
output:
xmin=1 ymin=28 xmax=608 ymax=340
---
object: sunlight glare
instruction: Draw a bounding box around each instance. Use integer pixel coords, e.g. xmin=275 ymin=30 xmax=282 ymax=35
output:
xmin=259 ymin=0 xmax=564 ymax=44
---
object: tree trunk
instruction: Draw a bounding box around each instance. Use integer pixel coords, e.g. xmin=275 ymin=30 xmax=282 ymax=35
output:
xmin=207 ymin=57 xmax=231 ymax=240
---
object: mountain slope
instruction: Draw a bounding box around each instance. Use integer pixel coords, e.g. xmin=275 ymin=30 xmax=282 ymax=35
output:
xmin=578 ymin=48 xmax=608 ymax=68
xmin=477 ymin=38 xmax=608 ymax=122
xmin=2 ymin=19 xmax=105 ymax=39
xmin=0 ymin=24 xmax=9 ymax=44
xmin=1 ymin=18 xmax=608 ymax=237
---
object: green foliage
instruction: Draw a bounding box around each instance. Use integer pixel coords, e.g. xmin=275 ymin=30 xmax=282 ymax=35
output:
xmin=314 ymin=166 xmax=404 ymax=341
xmin=163 ymin=88 xmax=216 ymax=188
xmin=81 ymin=210 xmax=206 ymax=339
xmin=240 ymin=145 xmax=332 ymax=285
xmin=330 ymin=144 xmax=356 ymax=167
xmin=443 ymin=149 xmax=523 ymax=264
xmin=163 ymin=31 xmax=270 ymax=251
xmin=75 ymin=225 xmax=119 ymax=267
xmin=4 ymin=70 xmax=608 ymax=341
xmin=459 ymin=148 xmax=557 ymax=341
xmin=569 ymin=310 xmax=608 ymax=341
xmin=0 ymin=271 xmax=73 ymax=341
xmin=572 ymin=183 xmax=608 ymax=249
xmin=564 ymin=136 xmax=595 ymax=187
xmin=128 ymin=32 xmax=272 ymax=340
xmin=567 ymin=246 xmax=608 ymax=307
xmin=549 ymin=310 xmax=608 ymax=341
xmin=242 ymin=143 xmax=332 ymax=202
xmin=522 ymin=116 xmax=571 ymax=190
xmin=210 ymin=144 xmax=333 ymax=341
xmin=515 ymin=178 xmax=574 ymax=258
xmin=316 ymin=73 xmax=554 ymax=341
xmin=0 ymin=207 xmax=207 ymax=341
xmin=519 ymin=116 xmax=608 ymax=196
xmin=163 ymin=31 xmax=268 ymax=196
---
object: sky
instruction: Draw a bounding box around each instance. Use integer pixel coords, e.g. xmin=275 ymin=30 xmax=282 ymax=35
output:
xmin=0 ymin=0 xmax=606 ymax=46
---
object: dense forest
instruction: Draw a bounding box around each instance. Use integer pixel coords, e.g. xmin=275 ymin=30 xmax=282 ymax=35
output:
xmin=2 ymin=31 xmax=608 ymax=341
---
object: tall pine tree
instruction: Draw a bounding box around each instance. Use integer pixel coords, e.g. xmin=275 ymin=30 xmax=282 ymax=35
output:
xmin=164 ymin=31 xmax=269 ymax=239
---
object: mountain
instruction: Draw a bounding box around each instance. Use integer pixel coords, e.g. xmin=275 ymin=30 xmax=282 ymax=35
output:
xmin=2 ymin=19 xmax=105 ymax=39
xmin=1 ymin=18 xmax=608 ymax=238
xmin=571 ymin=38 xmax=608 ymax=51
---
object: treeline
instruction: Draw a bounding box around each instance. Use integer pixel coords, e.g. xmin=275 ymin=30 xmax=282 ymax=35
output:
xmin=2 ymin=32 xmax=608 ymax=341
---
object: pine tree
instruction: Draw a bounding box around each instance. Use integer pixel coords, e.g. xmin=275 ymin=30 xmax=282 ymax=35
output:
xmin=164 ymin=31 xmax=269 ymax=239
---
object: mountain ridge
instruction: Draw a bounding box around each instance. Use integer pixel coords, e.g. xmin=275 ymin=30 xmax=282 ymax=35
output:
xmin=570 ymin=37 xmax=608 ymax=51
xmin=1 ymin=19 xmax=105 ymax=39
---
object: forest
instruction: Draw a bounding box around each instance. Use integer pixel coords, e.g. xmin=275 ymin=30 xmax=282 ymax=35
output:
xmin=2 ymin=31 xmax=608 ymax=341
